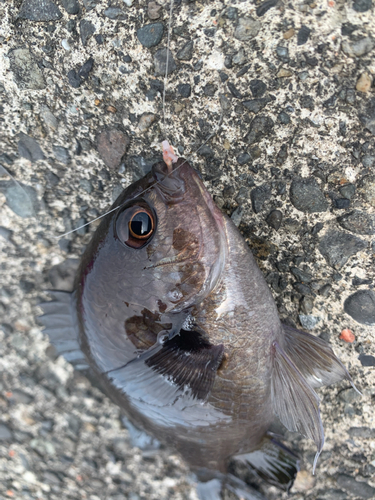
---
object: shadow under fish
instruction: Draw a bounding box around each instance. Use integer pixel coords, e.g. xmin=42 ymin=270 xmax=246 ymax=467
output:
xmin=39 ymin=145 xmax=360 ymax=499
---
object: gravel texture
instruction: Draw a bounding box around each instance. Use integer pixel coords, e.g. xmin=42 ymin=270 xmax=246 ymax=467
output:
xmin=0 ymin=1 xmax=375 ymax=500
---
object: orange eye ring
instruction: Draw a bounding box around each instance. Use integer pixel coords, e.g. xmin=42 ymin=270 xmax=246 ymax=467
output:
xmin=128 ymin=208 xmax=154 ymax=240
xmin=115 ymin=202 xmax=156 ymax=249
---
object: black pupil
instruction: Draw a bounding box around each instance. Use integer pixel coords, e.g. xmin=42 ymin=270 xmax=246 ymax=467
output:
xmin=130 ymin=212 xmax=152 ymax=236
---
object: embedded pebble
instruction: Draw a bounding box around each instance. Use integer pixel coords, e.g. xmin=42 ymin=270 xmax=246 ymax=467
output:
xmin=341 ymin=38 xmax=374 ymax=57
xmin=8 ymin=48 xmax=45 ymax=90
xmin=138 ymin=113 xmax=156 ymax=132
xmin=339 ymin=183 xmax=356 ymax=199
xmin=96 ymin=129 xmax=130 ymax=169
xmin=18 ymin=0 xmax=62 ymax=21
xmin=234 ymin=17 xmax=261 ymax=41
xmin=358 ymin=175 xmax=375 ymax=207
xmin=256 ymin=0 xmax=279 ymax=17
xmin=0 ymin=182 xmax=38 ymax=218
xmin=82 ymin=0 xmax=99 ymax=10
xmin=0 ymin=424 xmax=12 ymax=441
xmin=18 ymin=133 xmax=44 ymax=162
xmin=148 ymin=1 xmax=162 ymax=20
xmin=245 ymin=115 xmax=274 ymax=144
xmin=358 ymin=354 xmax=375 ymax=367
xmin=336 ymin=474 xmax=375 ymax=499
xmin=290 ymin=177 xmax=329 ymax=213
xmin=299 ymin=315 xmax=319 ymax=330
xmin=104 ymin=7 xmax=125 ymax=19
xmin=356 ymin=72 xmax=372 ymax=93
xmin=154 ymin=48 xmax=176 ymax=76
xmin=318 ymin=231 xmax=366 ymax=269
xmin=177 ymin=83 xmax=191 ymax=98
xmin=344 ymin=290 xmax=375 ymax=325
xmin=337 ymin=210 xmax=375 ymax=235
xmin=61 ymin=0 xmax=79 ymax=15
xmin=297 ymin=25 xmax=311 ymax=45
xmin=80 ymin=19 xmax=96 ymax=46
xmin=352 ymin=0 xmax=373 ymax=12
xmin=250 ymin=184 xmax=271 ymax=213
xmin=137 ymin=23 xmax=164 ymax=48
xmin=176 ymin=40 xmax=194 ymax=61
xmin=266 ymin=209 xmax=282 ymax=230
xmin=53 ymin=145 xmax=71 ymax=165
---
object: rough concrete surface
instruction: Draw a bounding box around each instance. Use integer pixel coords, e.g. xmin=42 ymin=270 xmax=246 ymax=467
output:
xmin=0 ymin=0 xmax=374 ymax=499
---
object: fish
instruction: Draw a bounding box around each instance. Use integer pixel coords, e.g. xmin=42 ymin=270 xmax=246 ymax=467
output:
xmin=40 ymin=140 xmax=359 ymax=498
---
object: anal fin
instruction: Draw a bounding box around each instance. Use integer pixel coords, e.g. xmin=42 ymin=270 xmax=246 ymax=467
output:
xmin=39 ymin=291 xmax=89 ymax=371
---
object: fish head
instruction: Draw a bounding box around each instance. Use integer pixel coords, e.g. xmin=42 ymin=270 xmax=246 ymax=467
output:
xmin=80 ymin=158 xmax=227 ymax=319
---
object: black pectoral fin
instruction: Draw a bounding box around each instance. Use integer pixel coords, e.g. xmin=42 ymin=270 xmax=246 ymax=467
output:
xmin=145 ymin=330 xmax=224 ymax=400
xmin=39 ymin=291 xmax=89 ymax=371
xmin=271 ymin=341 xmax=323 ymax=473
xmin=232 ymin=437 xmax=300 ymax=493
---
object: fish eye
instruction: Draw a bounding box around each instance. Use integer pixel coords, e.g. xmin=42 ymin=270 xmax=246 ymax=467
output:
xmin=115 ymin=203 xmax=156 ymax=249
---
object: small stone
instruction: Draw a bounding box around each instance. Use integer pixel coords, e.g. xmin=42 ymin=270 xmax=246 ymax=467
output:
xmin=283 ymin=28 xmax=295 ymax=39
xmin=233 ymin=48 xmax=246 ymax=65
xmin=300 ymin=95 xmax=314 ymax=110
xmin=340 ymin=328 xmax=355 ymax=343
xmin=203 ymin=83 xmax=217 ymax=97
xmin=341 ymin=38 xmax=374 ymax=57
xmin=358 ymin=175 xmax=375 ymax=207
xmin=176 ymin=40 xmax=194 ymax=61
xmin=0 ymin=227 xmax=12 ymax=241
xmin=358 ymin=354 xmax=375 ymax=367
xmin=290 ymin=177 xmax=328 ymax=213
xmin=256 ymin=0 xmax=278 ymax=16
xmin=339 ymin=183 xmax=356 ymax=199
xmin=96 ymin=129 xmax=130 ymax=169
xmin=198 ymin=146 xmax=214 ymax=158
xmin=8 ymin=48 xmax=45 ymax=90
xmin=300 ymin=296 xmax=314 ymax=315
xmin=277 ymin=68 xmax=293 ymax=78
xmin=319 ymin=284 xmax=331 ymax=297
xmin=362 ymin=155 xmax=375 ymax=168
xmin=250 ymin=184 xmax=271 ymax=213
xmin=138 ymin=113 xmax=156 ymax=132
xmin=237 ymin=153 xmax=251 ymax=165
xmin=352 ymin=0 xmax=373 ymax=13
xmin=0 ymin=182 xmax=38 ymax=218
xmin=266 ymin=210 xmax=282 ymax=230
xmin=291 ymin=267 xmax=312 ymax=283
xmin=344 ymin=290 xmax=375 ymax=325
xmin=0 ymin=424 xmax=12 ymax=441
xmin=299 ymin=315 xmax=319 ymax=330
xmin=18 ymin=132 xmax=44 ymax=162
xmin=78 ymin=57 xmax=94 ymax=80
xmin=318 ymin=231 xmax=366 ymax=269
xmin=356 ymin=72 xmax=372 ymax=93
xmin=18 ymin=0 xmax=62 ymax=21
xmin=82 ymin=0 xmax=99 ymax=10
xmin=80 ymin=19 xmax=96 ymax=46
xmin=154 ymin=48 xmax=176 ymax=76
xmin=231 ymin=206 xmax=244 ymax=227
xmin=61 ymin=0 xmax=79 ymax=15
xmin=297 ymin=25 xmax=311 ymax=45
xmin=337 ymin=474 xmax=375 ymax=499
xmin=292 ymin=470 xmax=315 ymax=492
xmin=148 ymin=1 xmax=162 ymax=20
xmin=250 ymin=79 xmax=267 ymax=98
xmin=337 ymin=210 xmax=375 ymax=235
xmin=53 ymin=145 xmax=71 ymax=165
xmin=235 ymin=187 xmax=249 ymax=205
xmin=104 ymin=7 xmax=125 ymax=19
xmin=67 ymin=69 xmax=80 ymax=88
xmin=276 ymin=144 xmax=288 ymax=165
xmin=137 ymin=23 xmax=164 ymax=48
xmin=234 ymin=17 xmax=261 ymax=41
xmin=245 ymin=115 xmax=274 ymax=144
xmin=227 ymin=82 xmax=242 ymax=99
xmin=278 ymin=111 xmax=290 ymax=124
xmin=177 ymin=84 xmax=191 ymax=98
xmin=276 ymin=45 xmax=289 ymax=62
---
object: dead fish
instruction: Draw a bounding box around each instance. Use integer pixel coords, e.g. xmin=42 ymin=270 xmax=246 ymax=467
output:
xmin=40 ymin=141 xmax=358 ymax=497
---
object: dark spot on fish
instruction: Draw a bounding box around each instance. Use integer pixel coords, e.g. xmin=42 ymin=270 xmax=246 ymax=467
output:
xmin=125 ymin=308 xmax=172 ymax=349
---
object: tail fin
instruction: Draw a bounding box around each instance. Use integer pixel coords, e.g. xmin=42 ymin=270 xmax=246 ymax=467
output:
xmin=271 ymin=324 xmax=360 ymax=473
